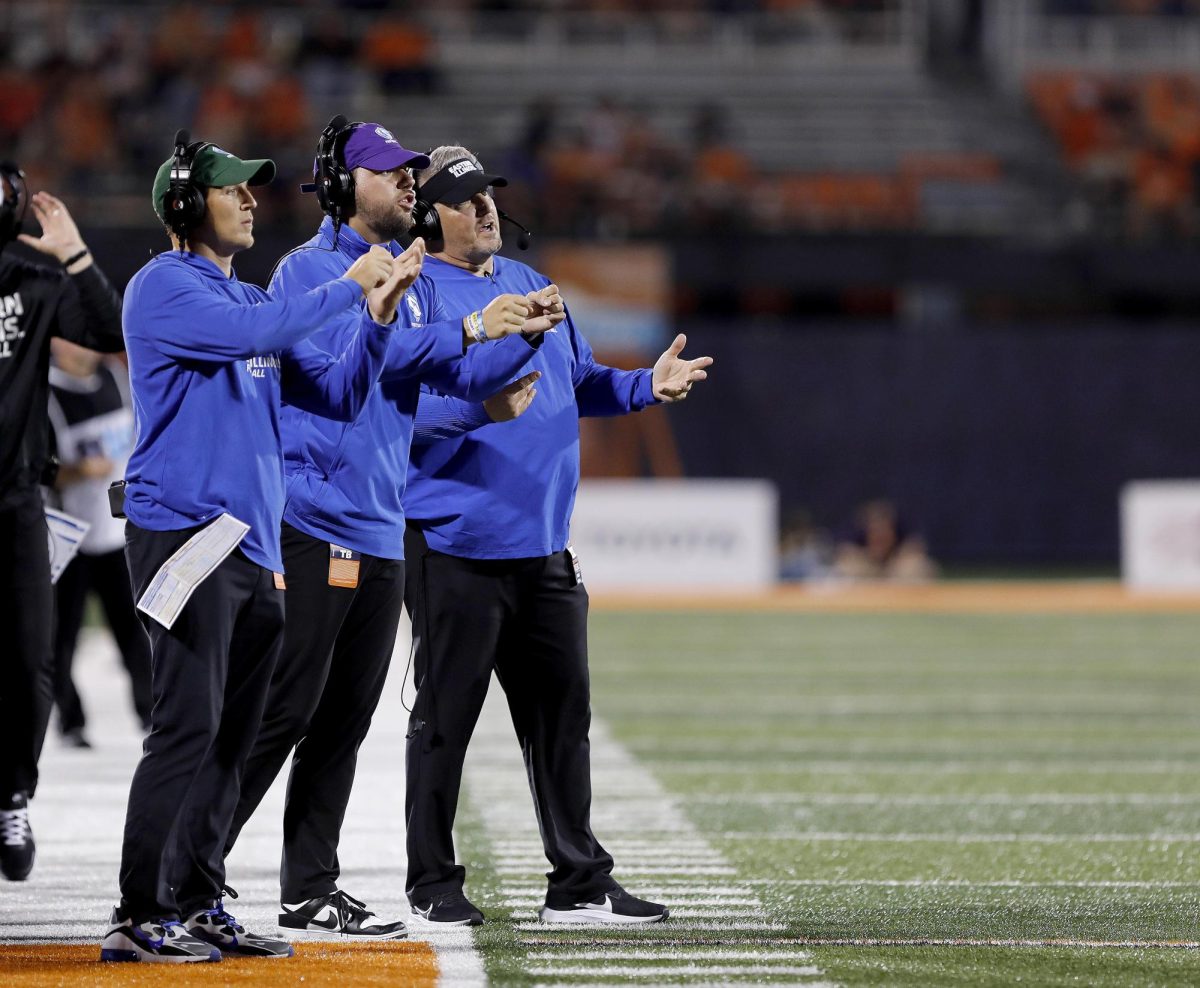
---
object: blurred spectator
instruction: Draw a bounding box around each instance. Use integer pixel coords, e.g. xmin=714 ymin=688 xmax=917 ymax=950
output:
xmin=47 ymin=341 xmax=152 ymax=747
xmin=360 ymin=17 xmax=439 ymax=93
xmin=779 ymin=508 xmax=833 ymax=582
xmin=834 ymin=499 xmax=938 ymax=582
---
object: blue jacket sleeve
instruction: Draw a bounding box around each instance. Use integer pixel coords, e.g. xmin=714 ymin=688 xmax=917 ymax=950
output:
xmin=420 ymin=332 xmax=540 ymax=401
xmin=280 ymin=311 xmax=394 ymax=421
xmin=567 ymin=310 xmax=658 ymax=417
xmin=130 ymin=260 xmax=361 ymax=361
xmin=412 ymin=388 xmax=492 ymax=444
xmin=380 ymin=317 xmax=467 ymax=382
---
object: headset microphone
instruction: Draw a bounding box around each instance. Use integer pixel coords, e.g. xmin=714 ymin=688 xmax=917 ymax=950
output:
xmin=498 ymin=210 xmax=531 ymax=251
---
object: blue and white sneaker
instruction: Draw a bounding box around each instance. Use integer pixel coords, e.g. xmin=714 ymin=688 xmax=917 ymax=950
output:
xmin=539 ymin=886 xmax=669 ymax=925
xmin=99 ymin=908 xmax=220 ymax=963
xmin=186 ymin=898 xmax=294 ymax=958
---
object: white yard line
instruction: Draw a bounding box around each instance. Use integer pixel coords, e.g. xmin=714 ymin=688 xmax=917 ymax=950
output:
xmin=462 ymin=680 xmax=831 ymax=986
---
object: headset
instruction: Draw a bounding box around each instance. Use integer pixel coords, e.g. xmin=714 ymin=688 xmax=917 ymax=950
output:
xmin=163 ymin=129 xmax=213 ymax=245
xmin=0 ymin=160 xmax=29 ymax=250
xmin=302 ymin=114 xmax=361 ymax=241
xmin=411 ymin=167 xmax=532 ymax=252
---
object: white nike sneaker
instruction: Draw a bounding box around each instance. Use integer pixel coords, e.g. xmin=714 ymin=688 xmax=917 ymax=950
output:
xmin=279 ymin=889 xmax=408 ymax=939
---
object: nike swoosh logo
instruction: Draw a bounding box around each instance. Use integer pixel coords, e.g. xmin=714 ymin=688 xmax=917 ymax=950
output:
xmin=575 ymin=894 xmax=613 ymax=912
xmin=307 ymin=904 xmax=342 ymax=929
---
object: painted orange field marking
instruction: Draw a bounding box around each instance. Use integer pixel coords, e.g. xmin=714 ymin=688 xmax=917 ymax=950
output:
xmin=591 ymin=581 xmax=1200 ymax=614
xmin=0 ymin=941 xmax=438 ymax=986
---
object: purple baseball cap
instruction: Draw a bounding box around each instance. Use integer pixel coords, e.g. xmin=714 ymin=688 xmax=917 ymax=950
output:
xmin=343 ymin=123 xmax=429 ymax=173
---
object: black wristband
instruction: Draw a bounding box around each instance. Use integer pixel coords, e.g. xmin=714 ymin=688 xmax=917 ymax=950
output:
xmin=61 ymin=248 xmax=89 ymax=269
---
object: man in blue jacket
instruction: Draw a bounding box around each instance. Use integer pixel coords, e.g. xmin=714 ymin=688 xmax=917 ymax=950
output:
xmin=219 ymin=120 xmax=562 ymax=941
xmin=403 ymin=146 xmax=712 ymax=926
xmin=100 ymin=135 xmax=415 ymax=964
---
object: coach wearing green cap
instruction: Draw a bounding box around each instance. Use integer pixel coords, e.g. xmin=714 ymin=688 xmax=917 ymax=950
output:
xmin=99 ymin=133 xmax=421 ymax=965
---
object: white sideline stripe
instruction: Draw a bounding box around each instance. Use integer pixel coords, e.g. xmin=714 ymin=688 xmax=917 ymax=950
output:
xmin=424 ymin=927 xmax=487 ymax=987
xmin=681 ymin=793 xmax=1200 ymax=806
xmin=742 ymin=879 xmax=1200 ymax=889
xmin=784 ymin=938 xmax=1200 ymax=949
xmin=528 ymin=965 xmax=825 ymax=977
xmin=714 ymin=832 xmax=1200 ymax=843
xmin=462 ymin=685 xmax=828 ymax=985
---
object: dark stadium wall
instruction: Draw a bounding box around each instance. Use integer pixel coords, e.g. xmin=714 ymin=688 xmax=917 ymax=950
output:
xmin=672 ymin=321 xmax=1200 ymax=566
xmin=29 ymin=227 xmax=1200 ymax=565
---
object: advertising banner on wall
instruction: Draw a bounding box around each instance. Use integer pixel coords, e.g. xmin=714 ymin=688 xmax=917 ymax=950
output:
xmin=569 ymin=479 xmax=779 ymax=591
xmin=1121 ymin=480 xmax=1200 ymax=590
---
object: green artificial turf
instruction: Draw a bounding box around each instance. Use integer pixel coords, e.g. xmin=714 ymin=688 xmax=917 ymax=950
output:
xmin=460 ymin=610 xmax=1200 ymax=986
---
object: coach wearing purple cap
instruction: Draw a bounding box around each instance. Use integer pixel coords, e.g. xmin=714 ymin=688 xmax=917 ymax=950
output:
xmin=218 ymin=118 xmax=558 ymax=941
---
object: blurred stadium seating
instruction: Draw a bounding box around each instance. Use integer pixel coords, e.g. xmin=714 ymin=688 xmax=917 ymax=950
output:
xmin=5 ymin=0 xmax=1200 ymax=569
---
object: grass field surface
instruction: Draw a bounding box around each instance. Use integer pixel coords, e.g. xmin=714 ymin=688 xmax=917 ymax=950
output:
xmin=455 ymin=606 xmax=1200 ymax=987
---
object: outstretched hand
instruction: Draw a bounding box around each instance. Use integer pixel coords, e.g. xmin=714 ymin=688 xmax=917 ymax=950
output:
xmin=521 ymin=284 xmax=566 ymax=336
xmin=652 ymin=333 xmax=712 ymax=403
xmin=483 ymin=370 xmax=541 ymax=422
xmin=17 ymin=192 xmax=90 ymax=267
xmin=367 ymin=238 xmax=426 ymax=325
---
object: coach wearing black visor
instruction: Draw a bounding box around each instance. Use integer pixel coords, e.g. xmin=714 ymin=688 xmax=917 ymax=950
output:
xmin=402 ymin=146 xmax=712 ymax=926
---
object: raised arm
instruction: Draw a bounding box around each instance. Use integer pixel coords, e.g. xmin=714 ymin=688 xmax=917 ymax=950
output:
xmin=19 ymin=192 xmax=123 ymax=352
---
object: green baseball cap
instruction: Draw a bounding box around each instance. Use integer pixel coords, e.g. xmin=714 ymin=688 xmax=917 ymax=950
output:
xmin=152 ymin=143 xmax=276 ymax=221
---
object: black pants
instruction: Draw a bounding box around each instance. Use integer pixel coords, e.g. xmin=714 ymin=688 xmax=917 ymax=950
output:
xmin=403 ymin=525 xmax=615 ymax=906
xmin=224 ymin=523 xmax=405 ymax=903
xmin=0 ymin=492 xmax=54 ymax=797
xmin=54 ymin=548 xmax=154 ymax=734
xmin=118 ymin=522 xmax=284 ymax=923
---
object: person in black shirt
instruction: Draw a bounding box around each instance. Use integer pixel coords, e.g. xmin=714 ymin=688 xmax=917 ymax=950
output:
xmin=0 ymin=162 xmax=123 ymax=881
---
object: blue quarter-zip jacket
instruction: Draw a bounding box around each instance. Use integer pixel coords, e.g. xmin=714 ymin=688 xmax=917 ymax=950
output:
xmin=274 ymin=219 xmax=540 ymax=559
xmin=123 ymin=250 xmax=392 ymax=572
xmin=407 ymin=255 xmax=658 ymax=559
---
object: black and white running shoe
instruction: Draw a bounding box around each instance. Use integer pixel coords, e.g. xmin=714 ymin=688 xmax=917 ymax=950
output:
xmin=186 ymin=898 xmax=294 ymax=958
xmin=409 ymin=890 xmax=485 ymax=926
xmin=539 ymin=886 xmax=669 ymax=925
xmin=100 ymin=908 xmax=221 ymax=963
xmin=0 ymin=791 xmax=35 ymax=882
xmin=279 ymin=889 xmax=408 ymax=939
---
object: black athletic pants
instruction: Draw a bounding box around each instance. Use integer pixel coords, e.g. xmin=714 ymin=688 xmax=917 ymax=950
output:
xmin=54 ymin=548 xmax=154 ymax=734
xmin=118 ymin=522 xmax=284 ymax=923
xmin=224 ymin=523 xmax=406 ymax=903
xmin=0 ymin=492 xmax=54 ymax=797
xmin=403 ymin=525 xmax=615 ymax=907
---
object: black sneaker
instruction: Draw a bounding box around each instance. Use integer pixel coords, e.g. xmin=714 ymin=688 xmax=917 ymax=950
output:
xmin=100 ymin=908 xmax=220 ymax=963
xmin=409 ymin=890 xmax=484 ymax=926
xmin=186 ymin=899 xmax=294 ymax=958
xmin=279 ymin=889 xmax=408 ymax=940
xmin=539 ymin=886 xmax=669 ymax=925
xmin=0 ymin=792 xmax=35 ymax=881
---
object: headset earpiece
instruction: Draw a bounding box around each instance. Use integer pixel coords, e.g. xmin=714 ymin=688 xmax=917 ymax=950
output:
xmin=409 ymin=192 xmax=443 ymax=251
xmin=0 ymin=160 xmax=28 ymax=250
xmin=164 ymin=130 xmax=210 ymax=244
xmin=312 ymin=115 xmax=360 ymax=234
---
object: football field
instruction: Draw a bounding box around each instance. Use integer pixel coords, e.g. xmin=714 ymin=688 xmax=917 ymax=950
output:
xmin=2 ymin=585 xmax=1199 ymax=986
xmin=464 ymin=592 xmax=1200 ymax=986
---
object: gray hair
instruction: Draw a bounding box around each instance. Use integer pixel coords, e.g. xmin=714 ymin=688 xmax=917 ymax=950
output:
xmin=414 ymin=145 xmax=483 ymax=189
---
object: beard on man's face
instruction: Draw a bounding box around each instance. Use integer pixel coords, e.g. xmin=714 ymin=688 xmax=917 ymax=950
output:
xmin=357 ymin=198 xmax=415 ymax=241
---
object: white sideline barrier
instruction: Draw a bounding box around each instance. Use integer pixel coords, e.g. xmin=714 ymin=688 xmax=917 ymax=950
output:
xmin=569 ymin=479 xmax=778 ymax=591
xmin=1120 ymin=480 xmax=1200 ymax=590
